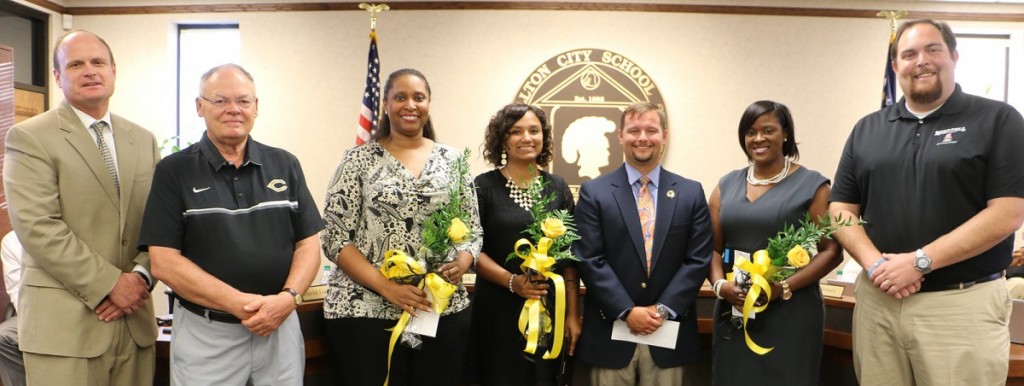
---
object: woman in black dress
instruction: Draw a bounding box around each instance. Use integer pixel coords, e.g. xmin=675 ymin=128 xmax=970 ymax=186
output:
xmin=707 ymin=100 xmax=842 ymax=385
xmin=467 ymin=103 xmax=581 ymax=386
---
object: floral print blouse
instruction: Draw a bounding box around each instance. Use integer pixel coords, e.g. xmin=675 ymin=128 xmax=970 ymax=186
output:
xmin=321 ymin=141 xmax=482 ymax=320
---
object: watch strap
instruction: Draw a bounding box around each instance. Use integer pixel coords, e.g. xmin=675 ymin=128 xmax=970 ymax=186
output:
xmin=655 ymin=303 xmax=670 ymax=319
xmin=282 ymin=287 xmax=302 ymax=304
xmin=915 ymin=249 xmax=933 ymax=274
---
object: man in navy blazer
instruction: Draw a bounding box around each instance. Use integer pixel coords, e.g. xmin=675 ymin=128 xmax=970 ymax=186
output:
xmin=573 ymin=102 xmax=712 ymax=385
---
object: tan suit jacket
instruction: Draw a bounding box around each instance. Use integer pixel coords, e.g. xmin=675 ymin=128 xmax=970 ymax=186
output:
xmin=3 ymin=100 xmax=159 ymax=357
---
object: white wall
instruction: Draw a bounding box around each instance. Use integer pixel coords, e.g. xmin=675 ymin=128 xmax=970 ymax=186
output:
xmin=71 ymin=9 xmax=898 ymax=202
xmin=12 ymin=1 xmax=1024 ymax=313
xmin=71 ymin=7 xmax=1023 ymax=213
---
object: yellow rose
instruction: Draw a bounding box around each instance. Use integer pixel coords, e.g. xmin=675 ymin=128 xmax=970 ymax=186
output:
xmin=447 ymin=218 xmax=470 ymax=243
xmin=786 ymin=245 xmax=810 ymax=268
xmin=540 ymin=217 xmax=567 ymax=239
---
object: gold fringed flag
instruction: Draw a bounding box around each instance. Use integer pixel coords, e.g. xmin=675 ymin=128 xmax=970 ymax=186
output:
xmin=355 ymin=30 xmax=380 ymax=144
xmin=355 ymin=3 xmax=388 ymax=144
xmin=878 ymin=10 xmax=906 ymax=108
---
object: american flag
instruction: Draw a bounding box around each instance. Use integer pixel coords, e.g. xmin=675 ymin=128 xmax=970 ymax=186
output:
xmin=881 ymin=28 xmax=897 ymax=108
xmin=356 ymin=30 xmax=380 ymax=145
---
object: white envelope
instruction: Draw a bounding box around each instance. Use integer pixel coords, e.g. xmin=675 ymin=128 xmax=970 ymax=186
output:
xmin=731 ymin=250 xmax=755 ymax=320
xmin=610 ymin=319 xmax=679 ymax=349
xmin=404 ymin=288 xmax=444 ymax=337
xmin=404 ymin=307 xmax=440 ymax=337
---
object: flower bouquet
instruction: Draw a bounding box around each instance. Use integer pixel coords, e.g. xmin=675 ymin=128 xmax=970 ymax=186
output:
xmin=418 ymin=148 xmax=476 ymax=273
xmin=380 ymin=148 xmax=476 ymax=383
xmin=730 ymin=213 xmax=859 ymax=355
xmin=507 ymin=174 xmax=580 ymax=360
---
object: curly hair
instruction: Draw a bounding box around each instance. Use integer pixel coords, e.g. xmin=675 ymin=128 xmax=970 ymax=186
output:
xmin=481 ymin=103 xmax=553 ymax=167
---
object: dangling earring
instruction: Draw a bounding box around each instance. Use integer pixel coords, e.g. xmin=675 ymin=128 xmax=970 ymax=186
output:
xmin=500 ymin=151 xmax=507 ymax=166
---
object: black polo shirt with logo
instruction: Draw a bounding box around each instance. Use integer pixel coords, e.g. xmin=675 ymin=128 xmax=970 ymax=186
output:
xmin=139 ymin=134 xmax=324 ymax=296
xmin=832 ymin=84 xmax=1024 ymax=291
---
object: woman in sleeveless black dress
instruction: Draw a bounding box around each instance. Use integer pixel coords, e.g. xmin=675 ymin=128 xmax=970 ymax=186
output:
xmin=707 ymin=101 xmax=842 ymax=386
xmin=466 ymin=104 xmax=581 ymax=386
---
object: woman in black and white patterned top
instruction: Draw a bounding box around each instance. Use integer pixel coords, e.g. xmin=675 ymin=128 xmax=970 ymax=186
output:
xmin=320 ymin=68 xmax=482 ymax=386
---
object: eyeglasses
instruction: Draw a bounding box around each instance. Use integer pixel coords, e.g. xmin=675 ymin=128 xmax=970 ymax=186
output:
xmin=199 ymin=96 xmax=255 ymax=110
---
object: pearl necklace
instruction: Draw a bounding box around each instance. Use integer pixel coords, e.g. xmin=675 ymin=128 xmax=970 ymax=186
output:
xmin=747 ymin=158 xmax=791 ymax=186
xmin=502 ymin=168 xmax=534 ymax=211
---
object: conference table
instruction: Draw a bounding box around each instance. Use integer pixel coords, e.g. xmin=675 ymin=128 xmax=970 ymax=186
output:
xmin=154 ymin=287 xmax=1024 ymax=386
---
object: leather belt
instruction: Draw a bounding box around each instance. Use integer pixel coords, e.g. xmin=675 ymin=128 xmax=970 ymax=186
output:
xmin=179 ymin=299 xmax=241 ymax=324
xmin=919 ymin=272 xmax=1004 ymax=292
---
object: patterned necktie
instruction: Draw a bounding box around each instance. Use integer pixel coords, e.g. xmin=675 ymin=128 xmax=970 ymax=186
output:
xmin=638 ymin=176 xmax=655 ymax=274
xmin=90 ymin=121 xmax=120 ymax=197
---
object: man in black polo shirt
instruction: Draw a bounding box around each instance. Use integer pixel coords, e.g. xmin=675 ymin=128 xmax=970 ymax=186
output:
xmin=138 ymin=64 xmax=324 ymax=386
xmin=830 ymin=19 xmax=1024 ymax=386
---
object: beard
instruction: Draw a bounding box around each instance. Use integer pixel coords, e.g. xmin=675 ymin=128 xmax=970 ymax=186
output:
xmin=908 ymin=75 xmax=944 ymax=105
xmin=629 ymin=146 xmax=661 ymax=165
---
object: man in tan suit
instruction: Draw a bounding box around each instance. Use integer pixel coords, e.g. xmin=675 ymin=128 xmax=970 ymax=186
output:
xmin=3 ymin=30 xmax=159 ymax=385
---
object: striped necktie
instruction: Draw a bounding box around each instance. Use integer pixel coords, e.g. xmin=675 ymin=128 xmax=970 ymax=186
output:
xmin=638 ymin=176 xmax=655 ymax=274
xmin=90 ymin=121 xmax=119 ymax=197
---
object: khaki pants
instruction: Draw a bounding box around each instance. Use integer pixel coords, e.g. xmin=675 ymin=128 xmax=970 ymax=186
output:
xmin=590 ymin=344 xmax=684 ymax=386
xmin=24 ymin=318 xmax=154 ymax=386
xmin=171 ymin=300 xmax=304 ymax=386
xmin=853 ymin=273 xmax=1010 ymax=386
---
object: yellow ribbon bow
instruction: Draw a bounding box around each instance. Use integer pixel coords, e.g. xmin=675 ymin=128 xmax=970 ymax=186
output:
xmin=735 ymin=249 xmax=774 ymax=355
xmin=514 ymin=237 xmax=566 ymax=360
xmin=379 ymin=249 xmax=458 ymax=385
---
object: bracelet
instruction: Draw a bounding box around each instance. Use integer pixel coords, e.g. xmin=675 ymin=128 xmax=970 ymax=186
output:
xmin=866 ymin=257 xmax=887 ymax=278
xmin=713 ymin=279 xmax=727 ymax=300
xmin=508 ymin=274 xmax=517 ymax=293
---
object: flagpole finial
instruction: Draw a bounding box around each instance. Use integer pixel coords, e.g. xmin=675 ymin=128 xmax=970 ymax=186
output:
xmin=876 ymin=10 xmax=907 ymax=33
xmin=360 ymin=3 xmax=389 ymax=31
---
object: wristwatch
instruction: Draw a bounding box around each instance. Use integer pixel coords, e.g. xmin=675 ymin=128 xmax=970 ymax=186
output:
xmin=914 ymin=248 xmax=933 ymax=274
xmin=780 ymin=280 xmax=792 ymax=301
xmin=282 ymin=288 xmax=302 ymax=305
xmin=655 ymin=304 xmax=670 ymax=319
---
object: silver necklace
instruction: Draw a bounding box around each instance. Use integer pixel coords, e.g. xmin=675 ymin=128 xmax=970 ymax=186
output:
xmin=747 ymin=158 xmax=791 ymax=186
xmin=502 ymin=168 xmax=533 ymax=211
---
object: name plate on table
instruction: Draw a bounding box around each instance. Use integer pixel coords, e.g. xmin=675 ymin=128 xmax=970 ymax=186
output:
xmin=304 ymin=285 xmax=327 ymax=301
xmin=820 ymin=283 xmax=845 ymax=299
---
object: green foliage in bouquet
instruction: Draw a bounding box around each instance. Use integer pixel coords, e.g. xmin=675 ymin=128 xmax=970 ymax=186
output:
xmin=764 ymin=213 xmax=862 ymax=283
xmin=420 ymin=148 xmax=474 ymax=264
xmin=508 ymin=173 xmax=581 ymax=263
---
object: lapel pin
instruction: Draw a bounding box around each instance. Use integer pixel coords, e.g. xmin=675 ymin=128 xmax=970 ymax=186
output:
xmin=666 ymin=190 xmax=676 ymax=199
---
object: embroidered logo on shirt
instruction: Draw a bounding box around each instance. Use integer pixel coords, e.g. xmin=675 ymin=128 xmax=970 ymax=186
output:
xmin=192 ymin=187 xmax=211 ymax=193
xmin=934 ymin=126 xmax=965 ymax=146
xmin=267 ymin=179 xmax=288 ymax=192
